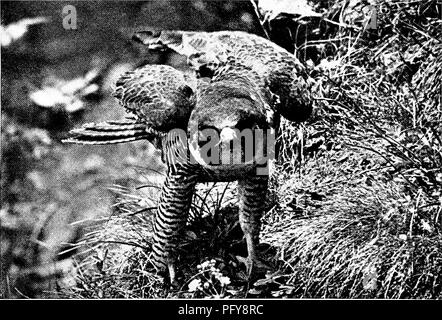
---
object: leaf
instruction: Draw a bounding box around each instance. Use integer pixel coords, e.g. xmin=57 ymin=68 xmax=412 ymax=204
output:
xmin=271 ymin=290 xmax=283 ymax=297
xmin=235 ymin=255 xmax=248 ymax=266
xmin=185 ymin=230 xmax=198 ymax=240
xmin=65 ymin=100 xmax=84 ymax=113
xmin=421 ymin=220 xmax=432 ymax=233
xmin=248 ymin=288 xmax=263 ymax=295
xmin=257 ymin=0 xmax=321 ymax=23
xmin=29 ymin=87 xmax=69 ymax=108
xmin=1 ymin=16 xmax=49 ymax=47
xmin=253 ymin=277 xmax=275 ymax=287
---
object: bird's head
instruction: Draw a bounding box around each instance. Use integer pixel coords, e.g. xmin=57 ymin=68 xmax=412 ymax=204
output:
xmin=187 ymin=83 xmax=272 ymax=172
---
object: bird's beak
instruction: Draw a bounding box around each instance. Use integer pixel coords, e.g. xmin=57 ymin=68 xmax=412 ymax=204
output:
xmin=219 ymin=127 xmax=237 ymax=145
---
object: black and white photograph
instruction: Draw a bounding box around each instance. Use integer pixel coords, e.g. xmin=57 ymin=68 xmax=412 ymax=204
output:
xmin=1 ymin=0 xmax=441 ymax=306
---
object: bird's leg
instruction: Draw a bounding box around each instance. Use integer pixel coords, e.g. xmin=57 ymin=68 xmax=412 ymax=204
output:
xmin=151 ymin=171 xmax=196 ymax=286
xmin=167 ymin=263 xmax=177 ymax=285
xmin=237 ymin=174 xmax=268 ymax=279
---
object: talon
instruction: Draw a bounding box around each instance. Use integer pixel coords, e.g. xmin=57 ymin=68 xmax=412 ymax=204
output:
xmin=168 ymin=262 xmax=178 ymax=287
xmin=237 ymin=253 xmax=273 ymax=282
xmin=250 ymin=257 xmax=273 ymax=279
xmin=246 ymin=257 xmax=255 ymax=279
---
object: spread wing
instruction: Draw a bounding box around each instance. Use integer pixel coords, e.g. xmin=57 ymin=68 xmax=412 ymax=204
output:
xmin=134 ymin=30 xmax=312 ymax=122
xmin=133 ymin=30 xmax=305 ymax=79
xmin=64 ymin=64 xmax=197 ymax=146
xmin=113 ymin=64 xmax=197 ymax=131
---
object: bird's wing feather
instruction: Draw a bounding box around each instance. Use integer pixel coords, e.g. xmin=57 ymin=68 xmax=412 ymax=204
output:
xmin=113 ymin=64 xmax=196 ymax=131
xmin=64 ymin=65 xmax=197 ymax=146
xmin=63 ymin=119 xmax=158 ymax=145
xmin=133 ymin=30 xmax=293 ymax=73
xmin=133 ymin=30 xmax=313 ymax=122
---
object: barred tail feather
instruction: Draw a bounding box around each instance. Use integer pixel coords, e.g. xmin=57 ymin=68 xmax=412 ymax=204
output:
xmin=62 ymin=120 xmax=158 ymax=145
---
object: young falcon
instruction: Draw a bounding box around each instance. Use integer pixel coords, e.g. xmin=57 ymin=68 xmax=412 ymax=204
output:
xmin=64 ymin=30 xmax=313 ymax=284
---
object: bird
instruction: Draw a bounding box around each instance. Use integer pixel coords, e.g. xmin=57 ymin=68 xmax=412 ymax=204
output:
xmin=64 ymin=30 xmax=313 ymax=284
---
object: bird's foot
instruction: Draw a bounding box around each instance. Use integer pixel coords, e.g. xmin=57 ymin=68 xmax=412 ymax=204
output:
xmin=236 ymin=254 xmax=273 ymax=283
